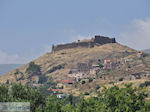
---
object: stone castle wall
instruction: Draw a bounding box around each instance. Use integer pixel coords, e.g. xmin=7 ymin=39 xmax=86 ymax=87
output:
xmin=94 ymin=35 xmax=116 ymax=44
xmin=52 ymin=35 xmax=116 ymax=52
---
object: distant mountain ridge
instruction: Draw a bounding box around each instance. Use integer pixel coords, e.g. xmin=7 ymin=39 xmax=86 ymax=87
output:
xmin=0 ymin=64 xmax=22 ymax=76
xmin=142 ymin=49 xmax=150 ymax=54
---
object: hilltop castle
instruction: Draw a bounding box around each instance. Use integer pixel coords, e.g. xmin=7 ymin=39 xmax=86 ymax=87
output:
xmin=52 ymin=35 xmax=116 ymax=52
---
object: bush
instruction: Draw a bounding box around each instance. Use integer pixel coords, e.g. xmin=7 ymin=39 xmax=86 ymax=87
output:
xmin=96 ymin=85 xmax=100 ymax=90
xmin=48 ymin=64 xmax=64 ymax=73
xmin=38 ymin=75 xmax=48 ymax=84
xmin=140 ymin=81 xmax=150 ymax=87
xmin=119 ymin=77 xmax=124 ymax=81
xmin=82 ymin=81 xmax=86 ymax=84
xmin=84 ymin=92 xmax=89 ymax=95
xmin=99 ymin=64 xmax=104 ymax=68
xmin=26 ymin=62 xmax=41 ymax=75
xmin=88 ymin=78 xmax=93 ymax=83
xmin=128 ymin=65 xmax=131 ymax=68
xmin=109 ymin=81 xmax=114 ymax=84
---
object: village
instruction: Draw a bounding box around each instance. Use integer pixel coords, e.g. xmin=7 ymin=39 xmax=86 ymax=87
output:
xmin=40 ymin=51 xmax=150 ymax=98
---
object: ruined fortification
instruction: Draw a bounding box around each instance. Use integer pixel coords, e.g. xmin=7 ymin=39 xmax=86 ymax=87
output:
xmin=52 ymin=35 xmax=116 ymax=52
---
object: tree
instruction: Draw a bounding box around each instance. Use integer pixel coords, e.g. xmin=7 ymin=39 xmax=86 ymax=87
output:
xmin=44 ymin=96 xmax=63 ymax=112
xmin=26 ymin=62 xmax=41 ymax=76
xmin=81 ymin=81 xmax=86 ymax=84
xmin=0 ymin=84 xmax=9 ymax=102
xmin=98 ymin=84 xmax=147 ymax=112
xmin=61 ymin=103 xmax=75 ymax=112
xmin=10 ymin=83 xmax=45 ymax=112
xmin=38 ymin=75 xmax=47 ymax=84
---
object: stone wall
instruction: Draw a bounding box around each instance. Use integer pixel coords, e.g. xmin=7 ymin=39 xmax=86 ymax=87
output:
xmin=52 ymin=35 xmax=116 ymax=52
xmin=94 ymin=35 xmax=116 ymax=44
xmin=52 ymin=41 xmax=92 ymax=52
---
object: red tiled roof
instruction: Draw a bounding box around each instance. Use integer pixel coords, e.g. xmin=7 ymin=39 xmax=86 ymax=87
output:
xmin=61 ymin=80 xmax=72 ymax=83
xmin=105 ymin=60 xmax=111 ymax=62
xmin=47 ymin=88 xmax=51 ymax=91
xmin=95 ymin=67 xmax=100 ymax=70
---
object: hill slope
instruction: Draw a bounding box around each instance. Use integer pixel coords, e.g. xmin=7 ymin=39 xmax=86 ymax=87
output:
xmin=0 ymin=43 xmax=150 ymax=95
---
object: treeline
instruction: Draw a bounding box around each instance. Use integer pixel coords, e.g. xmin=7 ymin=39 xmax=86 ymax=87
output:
xmin=0 ymin=83 xmax=150 ymax=112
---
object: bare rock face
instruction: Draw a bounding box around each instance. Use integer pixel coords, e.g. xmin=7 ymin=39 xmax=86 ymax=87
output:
xmin=52 ymin=35 xmax=116 ymax=52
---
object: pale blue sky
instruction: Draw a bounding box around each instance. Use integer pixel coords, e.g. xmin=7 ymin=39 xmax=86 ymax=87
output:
xmin=0 ymin=0 xmax=150 ymax=64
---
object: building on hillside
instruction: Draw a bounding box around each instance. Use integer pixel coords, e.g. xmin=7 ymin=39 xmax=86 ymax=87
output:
xmin=47 ymin=88 xmax=61 ymax=94
xmin=57 ymin=94 xmax=70 ymax=99
xmin=61 ymin=80 xmax=73 ymax=85
xmin=104 ymin=60 xmax=112 ymax=69
xmin=69 ymin=62 xmax=93 ymax=74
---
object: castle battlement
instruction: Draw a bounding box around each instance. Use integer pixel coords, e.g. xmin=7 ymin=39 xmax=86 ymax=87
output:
xmin=52 ymin=35 xmax=116 ymax=52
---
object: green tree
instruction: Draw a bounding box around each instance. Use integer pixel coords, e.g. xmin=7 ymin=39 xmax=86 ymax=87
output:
xmin=81 ymin=81 xmax=86 ymax=84
xmin=38 ymin=75 xmax=47 ymax=84
xmin=26 ymin=62 xmax=41 ymax=76
xmin=44 ymin=96 xmax=63 ymax=112
xmin=0 ymin=84 xmax=9 ymax=102
xmin=98 ymin=84 xmax=147 ymax=112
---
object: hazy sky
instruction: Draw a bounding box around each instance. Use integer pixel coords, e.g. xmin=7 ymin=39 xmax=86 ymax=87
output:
xmin=0 ymin=0 xmax=150 ymax=64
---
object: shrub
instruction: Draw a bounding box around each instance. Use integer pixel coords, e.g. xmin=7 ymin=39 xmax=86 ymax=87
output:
xmin=82 ymin=81 xmax=86 ymax=84
xmin=48 ymin=64 xmax=64 ymax=73
xmin=38 ymin=75 xmax=48 ymax=84
xmin=109 ymin=81 xmax=114 ymax=84
xmin=140 ymin=81 xmax=150 ymax=87
xmin=96 ymin=85 xmax=100 ymax=90
xmin=26 ymin=62 xmax=41 ymax=75
xmin=88 ymin=78 xmax=93 ymax=83
xmin=119 ymin=77 xmax=124 ymax=81
xmin=6 ymin=80 xmax=9 ymax=85
xmin=128 ymin=65 xmax=131 ymax=68
xmin=99 ymin=64 xmax=104 ymax=68
xmin=84 ymin=92 xmax=89 ymax=95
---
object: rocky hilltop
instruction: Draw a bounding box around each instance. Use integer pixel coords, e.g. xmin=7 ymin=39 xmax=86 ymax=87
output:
xmin=0 ymin=35 xmax=150 ymax=96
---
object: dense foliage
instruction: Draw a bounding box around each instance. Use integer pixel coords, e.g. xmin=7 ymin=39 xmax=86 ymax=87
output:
xmin=0 ymin=83 xmax=150 ymax=112
xmin=26 ymin=62 xmax=41 ymax=76
xmin=48 ymin=64 xmax=64 ymax=73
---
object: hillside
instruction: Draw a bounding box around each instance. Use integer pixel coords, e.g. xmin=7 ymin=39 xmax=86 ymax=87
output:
xmin=142 ymin=49 xmax=150 ymax=54
xmin=0 ymin=64 xmax=22 ymax=76
xmin=0 ymin=37 xmax=150 ymax=96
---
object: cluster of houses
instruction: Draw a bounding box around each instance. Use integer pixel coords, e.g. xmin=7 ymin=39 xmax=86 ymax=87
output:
xmin=67 ymin=59 xmax=115 ymax=82
xmin=47 ymin=79 xmax=73 ymax=98
xmin=45 ymin=51 xmax=146 ymax=98
xmin=67 ymin=51 xmax=146 ymax=81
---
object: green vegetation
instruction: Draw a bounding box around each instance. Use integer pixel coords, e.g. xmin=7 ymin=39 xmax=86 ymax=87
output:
xmin=0 ymin=83 xmax=45 ymax=112
xmin=99 ymin=64 xmax=104 ymax=68
xmin=84 ymin=92 xmax=90 ymax=95
xmin=26 ymin=62 xmax=41 ymax=75
xmin=81 ymin=80 xmax=86 ymax=84
xmin=0 ymin=83 xmax=150 ymax=112
xmin=96 ymin=85 xmax=100 ymax=90
xmin=48 ymin=64 xmax=64 ymax=73
xmin=38 ymin=75 xmax=47 ymax=84
xmin=140 ymin=81 xmax=150 ymax=87
xmin=88 ymin=77 xmax=93 ymax=83
xmin=119 ymin=77 xmax=124 ymax=81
